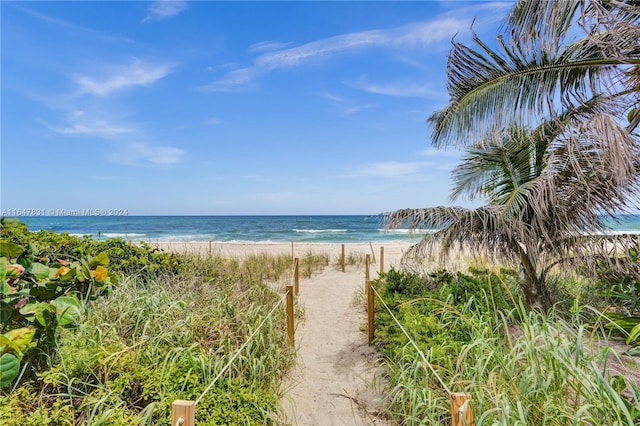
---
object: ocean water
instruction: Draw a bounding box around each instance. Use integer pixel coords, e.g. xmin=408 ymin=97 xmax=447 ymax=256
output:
xmin=14 ymin=214 xmax=640 ymax=244
xmin=17 ymin=215 xmax=423 ymax=243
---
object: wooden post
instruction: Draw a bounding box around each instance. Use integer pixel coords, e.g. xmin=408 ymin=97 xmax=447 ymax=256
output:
xmin=365 ymin=254 xmax=370 ymax=293
xmin=369 ymin=242 xmax=376 ymax=263
xmin=172 ymin=400 xmax=195 ymax=426
xmin=294 ymin=257 xmax=300 ymax=296
xmin=291 ymin=241 xmax=294 ymax=259
xmin=341 ymin=244 xmax=345 ymax=272
xmin=380 ymin=246 xmax=385 ymax=275
xmin=451 ymin=392 xmax=474 ymax=426
xmin=367 ymin=280 xmax=374 ymax=345
xmin=208 ymin=240 xmax=212 ymax=256
xmin=286 ymin=285 xmax=294 ymax=345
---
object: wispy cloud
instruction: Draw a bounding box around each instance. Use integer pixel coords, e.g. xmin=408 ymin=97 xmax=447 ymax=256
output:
xmin=73 ymin=59 xmax=175 ymax=96
xmin=418 ymin=147 xmax=464 ymax=157
xmin=248 ymin=40 xmax=292 ymax=53
xmin=204 ymin=117 xmax=223 ymax=125
xmin=11 ymin=4 xmax=129 ymax=43
xmin=111 ymin=143 xmax=185 ymax=166
xmin=142 ymin=1 xmax=188 ymax=23
xmin=50 ymin=111 xmax=184 ymax=166
xmin=348 ymin=78 xmax=447 ymax=99
xmin=319 ymin=90 xmax=377 ymax=116
xmin=348 ymin=161 xmax=434 ymax=178
xmin=203 ymin=15 xmax=473 ymax=92
xmin=50 ymin=110 xmax=135 ymax=138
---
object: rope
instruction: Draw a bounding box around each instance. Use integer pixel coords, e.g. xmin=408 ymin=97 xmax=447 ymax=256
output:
xmin=194 ymin=292 xmax=288 ymax=406
xmin=371 ymin=285 xmax=452 ymax=395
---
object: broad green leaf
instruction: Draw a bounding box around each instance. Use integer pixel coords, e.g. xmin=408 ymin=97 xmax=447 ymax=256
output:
xmin=89 ymin=252 xmax=110 ymax=268
xmin=26 ymin=263 xmax=51 ymax=281
xmin=2 ymin=328 xmax=35 ymax=354
xmin=51 ymin=296 xmax=82 ymax=327
xmin=0 ymin=258 xmax=6 ymax=280
xmin=20 ymin=302 xmax=55 ymax=327
xmin=0 ymin=353 xmax=19 ymax=388
xmin=0 ymin=335 xmax=21 ymax=355
xmin=627 ymin=323 xmax=640 ymax=345
xmin=0 ymin=301 xmax=13 ymax=323
xmin=0 ymin=241 xmax=24 ymax=259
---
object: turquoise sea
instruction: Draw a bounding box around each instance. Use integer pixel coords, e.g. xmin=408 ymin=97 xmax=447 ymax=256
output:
xmin=13 ymin=214 xmax=640 ymax=244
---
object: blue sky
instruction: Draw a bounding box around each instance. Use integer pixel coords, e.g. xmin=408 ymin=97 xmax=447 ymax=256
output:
xmin=2 ymin=1 xmax=513 ymax=215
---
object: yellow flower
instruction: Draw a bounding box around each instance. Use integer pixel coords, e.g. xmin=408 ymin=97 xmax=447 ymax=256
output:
xmin=91 ymin=266 xmax=108 ymax=281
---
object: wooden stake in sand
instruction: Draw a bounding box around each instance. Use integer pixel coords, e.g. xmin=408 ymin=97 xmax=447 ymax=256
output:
xmin=367 ymin=280 xmax=374 ymax=345
xmin=294 ymin=257 xmax=300 ymax=296
xmin=208 ymin=240 xmax=212 ymax=256
xmin=380 ymin=246 xmax=385 ymax=275
xmin=341 ymin=244 xmax=345 ymax=272
xmin=365 ymin=254 xmax=370 ymax=293
xmin=171 ymin=400 xmax=195 ymax=426
xmin=451 ymin=393 xmax=474 ymax=426
xmin=286 ymin=285 xmax=295 ymax=345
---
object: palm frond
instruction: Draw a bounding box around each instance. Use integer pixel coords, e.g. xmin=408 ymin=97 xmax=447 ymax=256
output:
xmin=429 ymin=1 xmax=640 ymax=147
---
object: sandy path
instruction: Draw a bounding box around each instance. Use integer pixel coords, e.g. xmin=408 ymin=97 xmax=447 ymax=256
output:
xmin=154 ymin=241 xmax=409 ymax=425
xmin=280 ymin=246 xmax=409 ymax=426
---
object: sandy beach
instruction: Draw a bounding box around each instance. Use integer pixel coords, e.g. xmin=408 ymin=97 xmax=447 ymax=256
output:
xmin=153 ymin=241 xmax=414 ymax=269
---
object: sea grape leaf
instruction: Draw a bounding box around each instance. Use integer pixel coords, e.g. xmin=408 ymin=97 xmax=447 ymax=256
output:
xmin=0 ymin=258 xmax=6 ymax=280
xmin=0 ymin=241 xmax=23 ymax=259
xmin=1 ymin=327 xmax=35 ymax=354
xmin=0 ymin=353 xmax=19 ymax=388
xmin=89 ymin=252 xmax=109 ymax=268
xmin=51 ymin=296 xmax=82 ymax=326
xmin=19 ymin=302 xmax=55 ymax=327
xmin=0 ymin=301 xmax=13 ymax=323
xmin=26 ymin=263 xmax=51 ymax=281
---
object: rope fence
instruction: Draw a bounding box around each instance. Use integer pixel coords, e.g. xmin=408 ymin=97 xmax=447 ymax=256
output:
xmin=366 ymin=277 xmax=475 ymax=426
xmin=171 ymin=258 xmax=299 ymax=426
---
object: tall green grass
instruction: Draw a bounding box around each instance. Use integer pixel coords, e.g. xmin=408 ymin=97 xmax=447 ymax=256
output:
xmin=1 ymin=254 xmax=297 ymax=425
xmin=374 ymin=269 xmax=640 ymax=425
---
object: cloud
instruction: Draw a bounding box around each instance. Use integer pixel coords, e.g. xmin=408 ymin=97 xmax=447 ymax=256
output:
xmin=418 ymin=147 xmax=464 ymax=157
xmin=112 ymin=143 xmax=185 ymax=166
xmin=11 ymin=4 xmax=129 ymax=43
xmin=348 ymin=161 xmax=434 ymax=178
xmin=74 ymin=59 xmax=174 ymax=96
xmin=54 ymin=120 xmax=134 ymax=137
xmin=348 ymin=78 xmax=447 ymax=99
xmin=204 ymin=117 xmax=222 ymax=125
xmin=204 ymin=67 xmax=259 ymax=92
xmin=248 ymin=40 xmax=292 ymax=53
xmin=319 ymin=91 xmax=377 ymax=116
xmin=50 ymin=110 xmax=135 ymax=138
xmin=142 ymin=1 xmax=188 ymax=23
xmin=203 ymin=15 xmax=472 ymax=92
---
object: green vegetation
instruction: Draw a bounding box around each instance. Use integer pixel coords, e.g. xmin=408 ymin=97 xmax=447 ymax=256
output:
xmin=0 ymin=220 xmax=299 ymax=424
xmin=385 ymin=0 xmax=640 ymax=310
xmin=378 ymin=2 xmax=640 ymax=423
xmin=373 ymin=268 xmax=640 ymax=425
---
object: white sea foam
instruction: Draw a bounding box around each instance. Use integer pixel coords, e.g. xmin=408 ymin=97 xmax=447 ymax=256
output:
xmin=293 ymin=229 xmax=348 ymax=233
xmin=102 ymin=232 xmax=146 ymax=238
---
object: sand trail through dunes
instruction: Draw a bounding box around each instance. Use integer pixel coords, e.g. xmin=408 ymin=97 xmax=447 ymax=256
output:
xmin=280 ymin=252 xmax=405 ymax=426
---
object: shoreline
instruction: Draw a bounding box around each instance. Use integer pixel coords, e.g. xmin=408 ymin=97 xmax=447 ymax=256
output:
xmin=151 ymin=241 xmax=416 ymax=268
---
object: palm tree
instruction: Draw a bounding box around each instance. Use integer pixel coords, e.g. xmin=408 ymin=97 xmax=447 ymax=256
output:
xmin=386 ymin=0 xmax=640 ymax=308
xmin=387 ymin=123 xmax=639 ymax=308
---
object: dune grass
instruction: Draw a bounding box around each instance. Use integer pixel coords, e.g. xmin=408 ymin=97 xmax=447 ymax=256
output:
xmin=373 ymin=268 xmax=640 ymax=425
xmin=0 ymin=253 xmax=299 ymax=425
